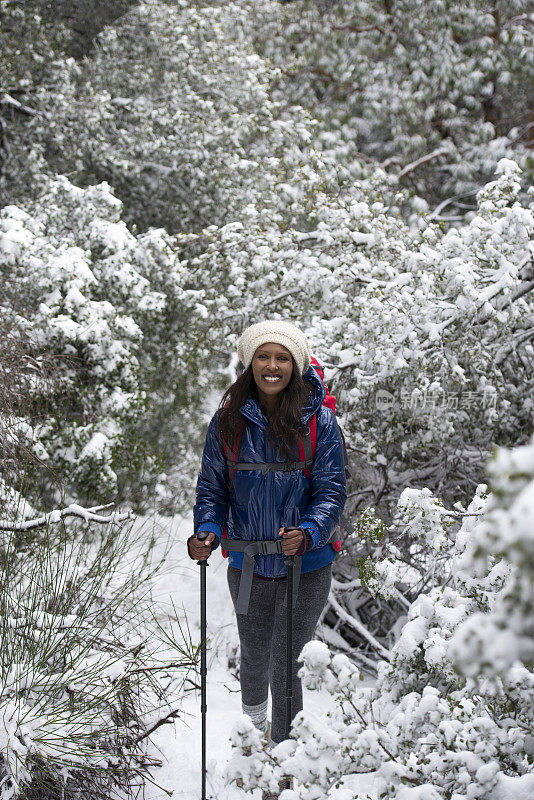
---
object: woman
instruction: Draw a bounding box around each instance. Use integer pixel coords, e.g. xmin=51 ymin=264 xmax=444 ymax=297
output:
xmin=188 ymin=320 xmax=346 ymax=791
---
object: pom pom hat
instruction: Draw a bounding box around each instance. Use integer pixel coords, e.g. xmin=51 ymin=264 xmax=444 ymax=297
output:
xmin=237 ymin=320 xmax=311 ymax=376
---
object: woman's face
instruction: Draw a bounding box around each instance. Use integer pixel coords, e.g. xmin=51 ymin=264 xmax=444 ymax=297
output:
xmin=251 ymin=342 xmax=293 ymax=401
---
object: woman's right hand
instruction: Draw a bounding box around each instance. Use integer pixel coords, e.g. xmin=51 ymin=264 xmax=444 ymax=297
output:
xmin=188 ymin=531 xmax=216 ymax=561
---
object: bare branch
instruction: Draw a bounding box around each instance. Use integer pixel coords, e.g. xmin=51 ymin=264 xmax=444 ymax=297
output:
xmin=393 ymin=587 xmax=411 ymax=610
xmin=125 ymin=660 xmax=196 ymax=675
xmin=332 ymin=576 xmax=362 ymax=591
xmin=331 ymin=22 xmax=384 ymax=34
xmin=510 ymin=277 xmax=534 ymax=304
xmin=0 ymin=113 xmax=9 ymax=179
xmin=264 ymin=288 xmax=301 ymax=306
xmin=503 ymin=14 xmax=534 ymax=27
xmin=133 ymin=708 xmax=181 ymax=745
xmin=495 ymin=325 xmax=534 ymax=366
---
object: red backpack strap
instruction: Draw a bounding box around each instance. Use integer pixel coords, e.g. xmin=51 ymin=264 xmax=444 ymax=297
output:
xmin=310 ymin=355 xmax=337 ymax=413
xmin=229 ymin=435 xmax=240 ymax=490
xmin=299 ymin=413 xmax=317 ymax=480
xmin=223 ymin=426 xmax=243 ymax=492
xmin=221 ymin=525 xmax=229 ymax=558
xmin=309 ymin=412 xmax=317 ymax=456
xmin=310 ymin=355 xmax=323 ymax=377
xmin=299 ymin=411 xmax=342 ymax=554
xmin=221 ymin=426 xmax=242 ymax=558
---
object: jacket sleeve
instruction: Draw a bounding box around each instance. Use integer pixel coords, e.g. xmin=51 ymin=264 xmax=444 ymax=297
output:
xmin=193 ymin=412 xmax=230 ymax=547
xmin=298 ymin=408 xmax=347 ymax=550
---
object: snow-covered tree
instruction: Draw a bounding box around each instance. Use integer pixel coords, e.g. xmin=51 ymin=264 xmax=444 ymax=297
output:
xmin=0 ymin=1 xmax=69 ymax=205
xmin=228 ymin=433 xmax=534 ymax=799
xmin=255 ymin=0 xmax=534 ymax=212
xmin=0 ymin=176 xmax=213 ymax=510
xmin=25 ymin=0 xmax=315 ymax=234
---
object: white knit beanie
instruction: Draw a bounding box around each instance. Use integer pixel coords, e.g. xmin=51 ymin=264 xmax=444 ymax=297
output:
xmin=237 ymin=320 xmax=311 ymax=375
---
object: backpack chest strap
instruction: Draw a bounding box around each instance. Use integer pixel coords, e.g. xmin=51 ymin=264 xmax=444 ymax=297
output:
xmin=227 ymin=425 xmax=314 ymax=477
xmin=226 ymin=459 xmax=311 ymax=474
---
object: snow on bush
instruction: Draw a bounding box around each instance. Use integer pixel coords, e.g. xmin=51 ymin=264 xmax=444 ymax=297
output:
xmin=227 ymin=434 xmax=534 ymax=799
xmin=0 ymin=504 xmax=194 ymax=799
xmin=26 ymin=0 xmax=315 ymax=235
xmin=0 ymin=176 xmax=211 ymax=509
xmin=254 ymin=0 xmax=534 ymax=208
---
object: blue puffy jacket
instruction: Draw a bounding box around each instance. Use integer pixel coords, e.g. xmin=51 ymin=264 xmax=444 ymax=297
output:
xmin=193 ymin=366 xmax=347 ymax=578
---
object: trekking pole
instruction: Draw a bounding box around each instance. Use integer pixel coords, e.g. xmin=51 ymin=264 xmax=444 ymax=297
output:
xmin=196 ymin=531 xmax=209 ymax=800
xmin=283 ymin=527 xmax=300 ymax=792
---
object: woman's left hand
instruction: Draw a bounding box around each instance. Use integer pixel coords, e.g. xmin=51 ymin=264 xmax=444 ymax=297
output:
xmin=279 ymin=526 xmax=305 ymax=556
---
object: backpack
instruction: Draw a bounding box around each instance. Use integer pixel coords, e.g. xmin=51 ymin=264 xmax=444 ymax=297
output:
xmin=221 ymin=356 xmax=349 ymax=557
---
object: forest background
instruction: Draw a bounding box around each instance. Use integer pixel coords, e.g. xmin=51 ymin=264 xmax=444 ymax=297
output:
xmin=0 ymin=1 xmax=533 ymax=798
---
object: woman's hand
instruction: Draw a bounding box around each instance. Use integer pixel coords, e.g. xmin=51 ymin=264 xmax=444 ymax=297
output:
xmin=279 ymin=526 xmax=305 ymax=556
xmin=188 ymin=531 xmax=216 ymax=561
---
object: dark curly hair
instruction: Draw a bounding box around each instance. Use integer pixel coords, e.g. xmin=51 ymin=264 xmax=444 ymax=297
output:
xmin=217 ymin=359 xmax=312 ymax=459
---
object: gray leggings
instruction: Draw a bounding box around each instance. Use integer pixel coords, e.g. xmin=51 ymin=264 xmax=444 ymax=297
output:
xmin=227 ymin=562 xmax=332 ymax=745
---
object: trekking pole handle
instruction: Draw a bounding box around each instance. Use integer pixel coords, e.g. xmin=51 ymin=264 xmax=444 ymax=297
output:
xmin=196 ymin=531 xmax=210 ymax=566
xmin=282 ymin=527 xmax=301 ymax=565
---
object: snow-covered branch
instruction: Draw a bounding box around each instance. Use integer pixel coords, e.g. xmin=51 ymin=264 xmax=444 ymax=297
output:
xmin=397 ymin=147 xmax=450 ymax=179
xmin=328 ymin=592 xmax=391 ymax=659
xmin=0 ymin=503 xmax=134 ymax=531
xmin=1 ymin=93 xmax=38 ymax=116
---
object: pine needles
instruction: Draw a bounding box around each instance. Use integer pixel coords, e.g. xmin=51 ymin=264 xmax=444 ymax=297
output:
xmin=0 ymin=509 xmax=195 ymax=800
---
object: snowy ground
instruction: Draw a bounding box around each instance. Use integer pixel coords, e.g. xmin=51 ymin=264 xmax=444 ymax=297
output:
xmin=139 ymin=514 xmax=379 ymax=800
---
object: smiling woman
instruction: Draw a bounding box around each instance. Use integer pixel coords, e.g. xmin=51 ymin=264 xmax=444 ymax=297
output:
xmin=187 ymin=320 xmax=347 ymax=782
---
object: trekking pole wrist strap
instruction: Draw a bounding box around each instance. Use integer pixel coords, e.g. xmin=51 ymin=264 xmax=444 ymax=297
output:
xmin=223 ymin=538 xmax=302 ymax=614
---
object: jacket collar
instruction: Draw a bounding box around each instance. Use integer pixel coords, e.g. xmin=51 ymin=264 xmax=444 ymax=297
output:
xmin=240 ymin=365 xmax=326 ymax=427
